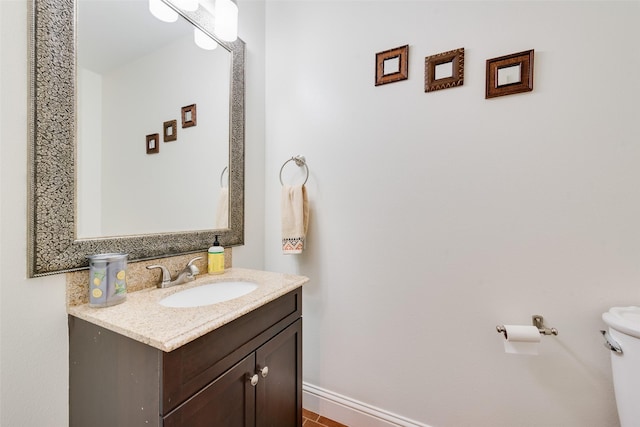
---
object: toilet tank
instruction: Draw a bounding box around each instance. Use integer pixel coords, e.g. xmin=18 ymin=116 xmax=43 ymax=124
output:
xmin=603 ymin=306 xmax=640 ymax=427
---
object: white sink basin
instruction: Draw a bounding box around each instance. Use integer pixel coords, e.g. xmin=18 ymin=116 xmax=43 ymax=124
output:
xmin=159 ymin=281 xmax=258 ymax=308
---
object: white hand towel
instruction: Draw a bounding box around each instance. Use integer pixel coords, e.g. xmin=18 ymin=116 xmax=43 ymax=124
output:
xmin=281 ymin=184 xmax=309 ymax=254
xmin=214 ymin=187 xmax=229 ymax=229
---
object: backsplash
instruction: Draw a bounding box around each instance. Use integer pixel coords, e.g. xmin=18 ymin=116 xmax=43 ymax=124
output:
xmin=66 ymin=249 xmax=232 ymax=307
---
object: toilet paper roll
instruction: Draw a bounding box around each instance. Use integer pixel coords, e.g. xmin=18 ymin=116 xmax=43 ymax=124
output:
xmin=502 ymin=325 xmax=541 ymax=355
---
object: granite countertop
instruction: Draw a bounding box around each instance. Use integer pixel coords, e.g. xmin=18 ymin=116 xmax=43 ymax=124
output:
xmin=67 ymin=268 xmax=309 ymax=352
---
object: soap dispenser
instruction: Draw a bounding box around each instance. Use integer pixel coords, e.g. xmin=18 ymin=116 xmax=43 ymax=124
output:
xmin=208 ymin=235 xmax=225 ymax=274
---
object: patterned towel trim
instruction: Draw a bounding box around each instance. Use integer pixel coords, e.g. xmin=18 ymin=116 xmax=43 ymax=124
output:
xmin=283 ymin=237 xmax=305 ymax=254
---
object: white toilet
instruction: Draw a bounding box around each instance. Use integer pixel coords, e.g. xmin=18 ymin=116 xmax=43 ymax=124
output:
xmin=602 ymin=306 xmax=640 ymax=427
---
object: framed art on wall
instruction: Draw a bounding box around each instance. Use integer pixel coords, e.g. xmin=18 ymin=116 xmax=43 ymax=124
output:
xmin=486 ymin=49 xmax=534 ymax=99
xmin=425 ymin=47 xmax=464 ymax=92
xmin=375 ymin=45 xmax=409 ymax=86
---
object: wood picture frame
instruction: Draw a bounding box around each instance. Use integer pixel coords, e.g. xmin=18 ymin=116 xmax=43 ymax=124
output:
xmin=163 ymin=120 xmax=177 ymax=142
xmin=146 ymin=133 xmax=159 ymax=154
xmin=375 ymin=45 xmax=409 ymax=86
xmin=425 ymin=47 xmax=464 ymax=92
xmin=181 ymin=104 xmax=197 ymax=128
xmin=486 ymin=49 xmax=534 ymax=99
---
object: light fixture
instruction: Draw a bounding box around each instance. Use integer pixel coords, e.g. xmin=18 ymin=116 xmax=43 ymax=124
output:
xmin=149 ymin=0 xmax=178 ymax=22
xmin=173 ymin=0 xmax=198 ymax=12
xmin=194 ymin=28 xmax=218 ymax=50
xmin=213 ymin=0 xmax=238 ymax=42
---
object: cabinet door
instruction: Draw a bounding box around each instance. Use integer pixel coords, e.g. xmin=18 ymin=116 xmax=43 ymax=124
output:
xmin=164 ymin=353 xmax=257 ymax=427
xmin=256 ymin=319 xmax=303 ymax=427
xmin=161 ymin=288 xmax=302 ymax=414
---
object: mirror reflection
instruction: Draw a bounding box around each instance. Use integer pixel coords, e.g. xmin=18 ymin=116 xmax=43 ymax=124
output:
xmin=77 ymin=0 xmax=230 ymax=238
xmin=28 ymin=0 xmax=244 ymax=277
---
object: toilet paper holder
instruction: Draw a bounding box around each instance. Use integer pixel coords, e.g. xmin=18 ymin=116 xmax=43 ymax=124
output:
xmin=496 ymin=315 xmax=559 ymax=338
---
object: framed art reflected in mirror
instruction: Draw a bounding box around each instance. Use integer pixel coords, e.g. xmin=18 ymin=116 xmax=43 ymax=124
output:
xmin=182 ymin=104 xmax=197 ymax=128
xmin=146 ymin=133 xmax=160 ymax=154
xmin=163 ymin=120 xmax=177 ymax=142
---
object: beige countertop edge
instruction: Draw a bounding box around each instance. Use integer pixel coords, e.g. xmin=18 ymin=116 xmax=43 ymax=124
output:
xmin=67 ymin=268 xmax=309 ymax=352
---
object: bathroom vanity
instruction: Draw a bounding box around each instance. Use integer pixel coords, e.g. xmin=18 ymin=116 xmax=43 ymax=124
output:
xmin=67 ymin=269 xmax=307 ymax=427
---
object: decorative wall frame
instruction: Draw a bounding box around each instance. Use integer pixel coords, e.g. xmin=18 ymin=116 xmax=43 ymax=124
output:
xmin=163 ymin=120 xmax=177 ymax=142
xmin=28 ymin=0 xmax=247 ymax=277
xmin=375 ymin=45 xmax=409 ymax=86
xmin=425 ymin=47 xmax=464 ymax=92
xmin=486 ymin=49 xmax=534 ymax=99
xmin=181 ymin=104 xmax=197 ymax=128
xmin=146 ymin=133 xmax=159 ymax=154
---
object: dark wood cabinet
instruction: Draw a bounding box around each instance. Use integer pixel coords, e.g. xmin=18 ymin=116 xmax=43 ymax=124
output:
xmin=69 ymin=287 xmax=302 ymax=427
xmin=256 ymin=319 xmax=302 ymax=427
xmin=164 ymin=319 xmax=302 ymax=427
xmin=164 ymin=353 xmax=256 ymax=427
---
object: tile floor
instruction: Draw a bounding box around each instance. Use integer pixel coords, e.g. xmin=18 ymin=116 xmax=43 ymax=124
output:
xmin=302 ymin=408 xmax=348 ymax=427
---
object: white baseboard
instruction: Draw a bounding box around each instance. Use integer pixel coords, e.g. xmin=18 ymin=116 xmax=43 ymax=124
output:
xmin=302 ymin=382 xmax=432 ymax=427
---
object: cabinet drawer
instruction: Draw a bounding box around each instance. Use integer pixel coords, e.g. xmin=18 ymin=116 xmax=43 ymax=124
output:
xmin=161 ymin=287 xmax=301 ymax=413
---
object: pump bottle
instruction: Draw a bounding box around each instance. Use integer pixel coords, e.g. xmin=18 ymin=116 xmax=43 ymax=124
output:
xmin=208 ymin=235 xmax=225 ymax=274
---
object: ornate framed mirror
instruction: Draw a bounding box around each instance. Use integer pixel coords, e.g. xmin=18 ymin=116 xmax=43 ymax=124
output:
xmin=28 ymin=0 xmax=245 ymax=277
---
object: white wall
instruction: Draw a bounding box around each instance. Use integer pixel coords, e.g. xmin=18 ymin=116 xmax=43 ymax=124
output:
xmin=5 ymin=0 xmax=640 ymax=426
xmin=0 ymin=0 xmax=265 ymax=425
xmin=0 ymin=3 xmax=69 ymax=425
xmin=233 ymin=0 xmax=266 ymax=270
xmin=264 ymin=1 xmax=640 ymax=426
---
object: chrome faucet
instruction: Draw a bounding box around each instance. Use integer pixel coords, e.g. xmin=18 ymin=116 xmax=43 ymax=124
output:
xmin=147 ymin=257 xmax=202 ymax=289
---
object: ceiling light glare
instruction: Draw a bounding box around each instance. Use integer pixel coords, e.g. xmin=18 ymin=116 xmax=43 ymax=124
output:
xmin=213 ymin=0 xmax=238 ymax=42
xmin=149 ymin=0 xmax=178 ymax=22
xmin=173 ymin=0 xmax=198 ymax=12
xmin=194 ymin=28 xmax=218 ymax=50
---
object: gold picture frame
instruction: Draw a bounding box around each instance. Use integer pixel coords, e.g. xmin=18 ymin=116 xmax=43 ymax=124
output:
xmin=486 ymin=49 xmax=534 ymax=99
xmin=424 ymin=47 xmax=464 ymax=92
xmin=375 ymin=45 xmax=409 ymax=86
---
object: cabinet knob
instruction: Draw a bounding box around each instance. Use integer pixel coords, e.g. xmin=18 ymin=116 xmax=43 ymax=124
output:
xmin=260 ymin=366 xmax=269 ymax=378
xmin=249 ymin=374 xmax=259 ymax=387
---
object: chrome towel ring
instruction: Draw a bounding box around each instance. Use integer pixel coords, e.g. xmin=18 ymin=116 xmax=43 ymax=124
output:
xmin=220 ymin=166 xmax=228 ymax=188
xmin=279 ymin=155 xmax=309 ymax=186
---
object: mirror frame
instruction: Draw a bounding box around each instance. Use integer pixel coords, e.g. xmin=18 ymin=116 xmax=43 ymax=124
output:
xmin=27 ymin=0 xmax=245 ymax=277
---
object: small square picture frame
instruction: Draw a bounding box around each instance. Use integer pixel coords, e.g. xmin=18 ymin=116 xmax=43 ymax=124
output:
xmin=163 ymin=120 xmax=177 ymax=142
xmin=146 ymin=133 xmax=159 ymax=154
xmin=375 ymin=45 xmax=409 ymax=86
xmin=486 ymin=49 xmax=534 ymax=99
xmin=181 ymin=104 xmax=197 ymax=128
xmin=425 ymin=47 xmax=464 ymax=93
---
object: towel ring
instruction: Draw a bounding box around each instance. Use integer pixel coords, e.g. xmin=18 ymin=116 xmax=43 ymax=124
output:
xmin=279 ymin=155 xmax=309 ymax=186
xmin=220 ymin=166 xmax=228 ymax=188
